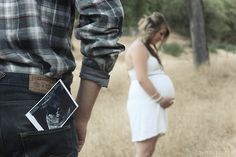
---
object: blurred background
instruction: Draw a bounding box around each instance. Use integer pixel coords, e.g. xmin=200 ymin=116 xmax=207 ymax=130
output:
xmin=71 ymin=0 xmax=236 ymax=156
xmin=122 ymin=0 xmax=236 ymax=48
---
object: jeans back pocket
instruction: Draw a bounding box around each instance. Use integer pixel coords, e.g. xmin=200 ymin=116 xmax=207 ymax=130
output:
xmin=20 ymin=125 xmax=78 ymax=157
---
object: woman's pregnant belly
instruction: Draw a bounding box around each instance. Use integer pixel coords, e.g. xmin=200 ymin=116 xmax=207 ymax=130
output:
xmin=149 ymin=74 xmax=175 ymax=98
xmin=128 ymin=74 xmax=175 ymax=101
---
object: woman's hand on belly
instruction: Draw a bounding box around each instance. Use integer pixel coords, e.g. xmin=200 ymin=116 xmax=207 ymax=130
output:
xmin=159 ymin=97 xmax=175 ymax=109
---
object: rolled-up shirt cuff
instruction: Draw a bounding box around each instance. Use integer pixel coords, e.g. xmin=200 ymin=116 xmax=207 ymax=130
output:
xmin=80 ymin=64 xmax=110 ymax=87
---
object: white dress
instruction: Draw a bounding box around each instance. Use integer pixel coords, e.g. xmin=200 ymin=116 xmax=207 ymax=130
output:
xmin=127 ymin=54 xmax=175 ymax=142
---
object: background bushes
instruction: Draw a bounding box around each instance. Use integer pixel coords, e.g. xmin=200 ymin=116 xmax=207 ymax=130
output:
xmin=121 ymin=0 xmax=236 ymax=44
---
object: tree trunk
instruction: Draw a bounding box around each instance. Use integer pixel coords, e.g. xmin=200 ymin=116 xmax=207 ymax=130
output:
xmin=186 ymin=0 xmax=209 ymax=67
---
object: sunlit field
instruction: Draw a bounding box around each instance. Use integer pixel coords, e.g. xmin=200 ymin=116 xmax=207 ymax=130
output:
xmin=71 ymin=34 xmax=236 ymax=157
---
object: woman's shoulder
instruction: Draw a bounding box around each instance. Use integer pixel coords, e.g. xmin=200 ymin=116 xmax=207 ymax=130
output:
xmin=130 ymin=39 xmax=143 ymax=48
xmin=127 ymin=39 xmax=146 ymax=53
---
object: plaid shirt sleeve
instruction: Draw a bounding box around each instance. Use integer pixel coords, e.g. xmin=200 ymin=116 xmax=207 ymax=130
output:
xmin=75 ymin=0 xmax=125 ymax=87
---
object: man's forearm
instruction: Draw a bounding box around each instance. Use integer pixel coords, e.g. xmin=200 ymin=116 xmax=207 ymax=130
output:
xmin=74 ymin=79 xmax=101 ymax=122
xmin=73 ymin=79 xmax=101 ymax=151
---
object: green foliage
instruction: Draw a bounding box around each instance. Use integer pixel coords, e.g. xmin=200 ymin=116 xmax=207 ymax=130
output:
xmin=221 ymin=0 xmax=236 ymax=43
xmin=218 ymin=44 xmax=236 ymax=53
xmin=162 ymin=43 xmax=184 ymax=57
xmin=201 ymin=0 xmax=236 ymax=44
xmin=121 ymin=0 xmax=150 ymax=29
xmin=208 ymin=43 xmax=218 ymax=54
xmin=204 ymin=0 xmax=230 ymax=41
xmin=121 ymin=0 xmax=188 ymax=35
xmin=208 ymin=42 xmax=236 ymax=53
xmin=122 ymin=0 xmax=236 ymax=44
xmin=160 ymin=0 xmax=189 ymax=36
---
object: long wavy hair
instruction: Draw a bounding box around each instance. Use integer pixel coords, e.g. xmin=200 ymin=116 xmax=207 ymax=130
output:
xmin=138 ymin=12 xmax=170 ymax=67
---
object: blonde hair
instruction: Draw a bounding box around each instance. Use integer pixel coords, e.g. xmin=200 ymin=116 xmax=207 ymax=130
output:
xmin=138 ymin=12 xmax=170 ymax=66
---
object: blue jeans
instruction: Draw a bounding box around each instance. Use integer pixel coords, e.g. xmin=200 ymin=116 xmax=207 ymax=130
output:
xmin=0 ymin=72 xmax=78 ymax=157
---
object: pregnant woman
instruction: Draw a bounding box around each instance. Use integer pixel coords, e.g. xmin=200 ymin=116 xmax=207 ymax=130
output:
xmin=125 ymin=12 xmax=175 ymax=157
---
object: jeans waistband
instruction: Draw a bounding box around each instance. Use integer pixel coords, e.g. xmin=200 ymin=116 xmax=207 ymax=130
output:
xmin=0 ymin=72 xmax=31 ymax=86
xmin=0 ymin=72 xmax=72 ymax=93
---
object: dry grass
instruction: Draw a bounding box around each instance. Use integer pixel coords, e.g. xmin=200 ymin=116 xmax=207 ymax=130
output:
xmin=71 ymin=35 xmax=236 ymax=157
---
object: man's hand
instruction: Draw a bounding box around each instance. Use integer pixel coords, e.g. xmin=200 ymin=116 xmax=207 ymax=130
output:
xmin=73 ymin=119 xmax=87 ymax=152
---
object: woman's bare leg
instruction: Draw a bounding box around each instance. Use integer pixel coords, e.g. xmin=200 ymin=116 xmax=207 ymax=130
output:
xmin=134 ymin=136 xmax=159 ymax=157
